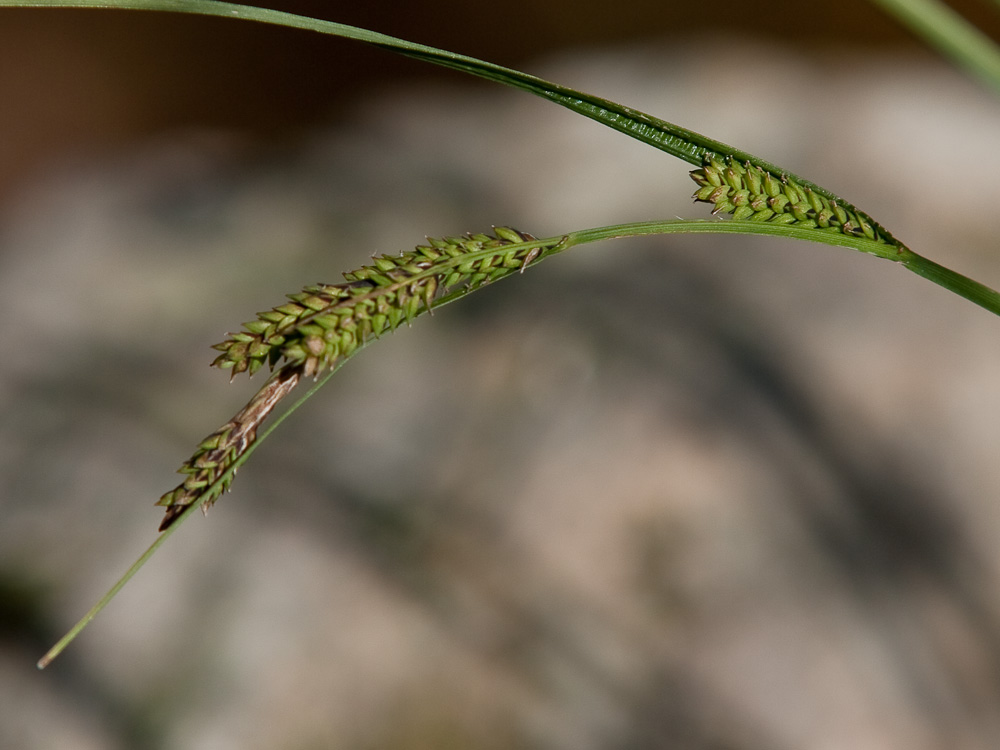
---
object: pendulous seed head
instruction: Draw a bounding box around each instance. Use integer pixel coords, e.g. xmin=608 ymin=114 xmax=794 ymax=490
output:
xmin=158 ymin=227 xmax=556 ymax=531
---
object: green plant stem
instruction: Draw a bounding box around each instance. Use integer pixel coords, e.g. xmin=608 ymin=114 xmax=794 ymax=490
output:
xmin=37 ymin=505 xmax=190 ymax=669
xmin=36 ymin=366 xmax=338 ymax=669
xmin=870 ymin=0 xmax=1000 ymax=94
xmin=898 ymin=251 xmax=1000 ymax=311
xmin=561 ymin=221 xmax=1000 ymax=315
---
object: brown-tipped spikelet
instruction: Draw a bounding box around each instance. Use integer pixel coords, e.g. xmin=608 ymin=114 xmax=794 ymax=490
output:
xmin=156 ymin=367 xmax=302 ymax=530
xmin=690 ymin=155 xmax=892 ymax=246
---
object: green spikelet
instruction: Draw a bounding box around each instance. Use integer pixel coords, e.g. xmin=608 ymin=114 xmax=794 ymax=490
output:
xmin=690 ymin=156 xmax=889 ymax=245
xmin=211 ymin=227 xmax=550 ymax=380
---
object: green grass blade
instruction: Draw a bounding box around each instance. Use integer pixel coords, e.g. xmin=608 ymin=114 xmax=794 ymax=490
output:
xmin=0 ymin=0 xmax=741 ymax=166
xmin=0 ymin=0 xmax=901 ymax=247
xmin=869 ymin=0 xmax=1000 ymax=94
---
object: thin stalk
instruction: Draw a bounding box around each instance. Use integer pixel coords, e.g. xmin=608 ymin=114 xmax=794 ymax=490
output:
xmin=37 ymin=366 xmax=338 ymax=669
xmin=560 ymin=221 xmax=1000 ymax=316
xmin=870 ymin=0 xmax=1000 ymax=94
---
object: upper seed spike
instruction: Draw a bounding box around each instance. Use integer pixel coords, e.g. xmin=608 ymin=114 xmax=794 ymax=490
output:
xmin=690 ymin=155 xmax=891 ymax=246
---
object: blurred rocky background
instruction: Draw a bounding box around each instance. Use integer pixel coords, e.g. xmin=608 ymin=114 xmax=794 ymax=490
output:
xmin=4 ymin=2 xmax=1000 ymax=749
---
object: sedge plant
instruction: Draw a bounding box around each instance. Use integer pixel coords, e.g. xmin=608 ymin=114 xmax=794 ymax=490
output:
xmin=5 ymin=0 xmax=1000 ymax=669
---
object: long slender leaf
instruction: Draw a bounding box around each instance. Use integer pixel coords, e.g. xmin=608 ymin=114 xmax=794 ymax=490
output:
xmin=1 ymin=0 xmax=900 ymax=246
xmin=869 ymin=0 xmax=1000 ymax=94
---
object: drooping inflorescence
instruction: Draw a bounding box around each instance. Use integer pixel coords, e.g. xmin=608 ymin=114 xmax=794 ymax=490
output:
xmin=211 ymin=227 xmax=551 ymax=380
xmin=690 ymin=155 xmax=892 ymax=246
xmin=157 ymin=227 xmax=554 ymax=531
